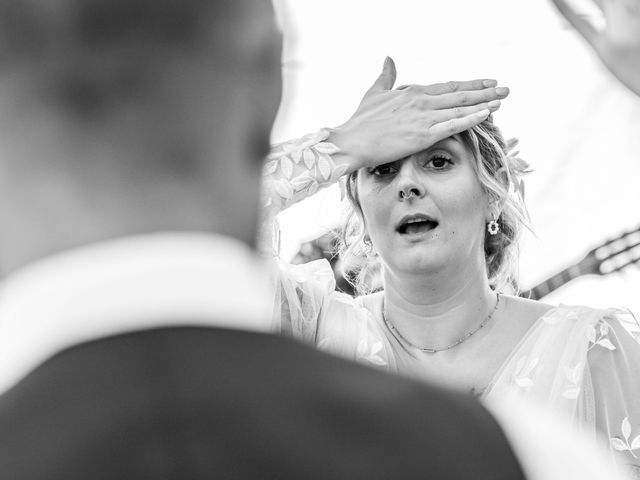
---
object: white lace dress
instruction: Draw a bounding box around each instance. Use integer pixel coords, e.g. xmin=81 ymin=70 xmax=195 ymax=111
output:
xmin=262 ymin=130 xmax=640 ymax=477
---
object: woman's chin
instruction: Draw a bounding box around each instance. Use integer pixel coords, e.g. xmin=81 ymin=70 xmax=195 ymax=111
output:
xmin=386 ymin=253 xmax=448 ymax=277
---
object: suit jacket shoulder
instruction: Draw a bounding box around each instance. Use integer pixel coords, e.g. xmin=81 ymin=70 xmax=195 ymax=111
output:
xmin=0 ymin=325 xmax=525 ymax=480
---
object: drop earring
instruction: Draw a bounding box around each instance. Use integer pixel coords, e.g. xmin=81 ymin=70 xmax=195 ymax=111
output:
xmin=487 ymin=217 xmax=500 ymax=236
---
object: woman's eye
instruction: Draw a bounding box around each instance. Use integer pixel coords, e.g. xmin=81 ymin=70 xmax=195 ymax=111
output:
xmin=427 ymin=156 xmax=452 ymax=169
xmin=370 ymin=163 xmax=397 ymax=176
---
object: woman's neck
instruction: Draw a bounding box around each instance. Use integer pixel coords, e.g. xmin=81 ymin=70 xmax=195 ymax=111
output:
xmin=382 ymin=265 xmax=497 ymax=353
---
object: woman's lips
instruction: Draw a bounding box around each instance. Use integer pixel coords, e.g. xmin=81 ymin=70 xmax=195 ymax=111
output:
xmin=396 ymin=214 xmax=439 ymax=235
xmin=401 ymin=220 xmax=438 ymax=235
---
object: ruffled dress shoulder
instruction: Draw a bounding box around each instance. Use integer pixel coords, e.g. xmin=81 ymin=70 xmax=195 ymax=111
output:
xmin=270 ymin=258 xmax=398 ymax=370
xmin=485 ymin=304 xmax=640 ymax=476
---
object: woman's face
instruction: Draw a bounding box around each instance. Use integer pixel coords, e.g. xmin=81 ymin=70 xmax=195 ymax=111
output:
xmin=357 ymin=135 xmax=489 ymax=278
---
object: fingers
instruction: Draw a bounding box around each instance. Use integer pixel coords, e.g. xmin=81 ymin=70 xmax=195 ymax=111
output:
xmin=428 ymin=109 xmax=491 ymax=142
xmin=428 ymin=86 xmax=509 ymax=109
xmin=396 ymin=82 xmax=509 ymax=110
xmin=429 ymin=99 xmax=502 ymax=125
xmin=367 ymin=56 xmax=397 ymax=93
xmin=550 ymin=0 xmax=599 ymax=48
xmin=399 ymin=79 xmax=498 ymax=95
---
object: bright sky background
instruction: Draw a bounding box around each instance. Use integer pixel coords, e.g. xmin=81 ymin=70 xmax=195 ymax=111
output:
xmin=271 ymin=0 xmax=640 ymax=317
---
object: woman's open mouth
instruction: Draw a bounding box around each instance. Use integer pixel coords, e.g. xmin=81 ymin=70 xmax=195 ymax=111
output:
xmin=396 ymin=214 xmax=439 ymax=235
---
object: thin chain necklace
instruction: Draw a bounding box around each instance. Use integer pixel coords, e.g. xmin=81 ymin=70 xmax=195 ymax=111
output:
xmin=382 ymin=293 xmax=501 ymax=353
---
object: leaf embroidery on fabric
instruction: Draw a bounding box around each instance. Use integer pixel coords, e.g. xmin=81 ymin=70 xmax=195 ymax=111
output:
xmin=290 ymin=175 xmax=314 ymax=192
xmin=513 ymin=356 xmax=539 ymax=389
xmin=562 ymin=363 xmax=583 ymax=399
xmin=610 ymin=417 xmax=640 ymax=459
xmin=562 ymin=387 xmax=581 ymax=399
xmin=318 ymin=156 xmax=332 ymax=181
xmin=262 ymin=128 xmax=344 ymax=210
xmin=273 ymin=179 xmax=294 ymax=199
xmin=598 ymin=338 xmax=616 ymax=350
xmin=264 ymin=160 xmax=278 ymax=175
xmin=564 ymin=363 xmax=582 ymax=384
xmin=588 ymin=319 xmax=617 ymax=351
xmin=303 ymin=149 xmax=316 ymax=169
xmin=280 ymin=156 xmax=293 ymax=179
xmin=291 ymin=148 xmax=303 ymax=164
xmin=314 ymin=142 xmax=340 ymax=155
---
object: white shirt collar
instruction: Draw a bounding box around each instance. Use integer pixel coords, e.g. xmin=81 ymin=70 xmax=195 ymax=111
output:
xmin=0 ymin=232 xmax=274 ymax=394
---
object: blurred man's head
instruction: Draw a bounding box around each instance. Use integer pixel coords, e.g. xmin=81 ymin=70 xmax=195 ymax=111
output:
xmin=0 ymin=0 xmax=282 ymax=271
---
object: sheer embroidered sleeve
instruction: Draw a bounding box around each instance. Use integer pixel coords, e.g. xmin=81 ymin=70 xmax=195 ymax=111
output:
xmin=484 ymin=305 xmax=640 ymax=477
xmin=262 ymin=129 xmax=346 ymax=213
xmin=587 ymin=310 xmax=640 ymax=477
xmin=259 ymin=130 xmax=348 ymax=342
xmin=258 ymin=129 xmax=347 ymax=257
xmin=268 ymin=257 xmax=394 ymax=371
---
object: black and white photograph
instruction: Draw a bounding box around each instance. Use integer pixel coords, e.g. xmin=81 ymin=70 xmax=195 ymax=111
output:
xmin=0 ymin=0 xmax=638 ymax=478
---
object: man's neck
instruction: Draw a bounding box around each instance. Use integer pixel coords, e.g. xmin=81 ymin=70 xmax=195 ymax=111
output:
xmin=0 ymin=186 xmax=255 ymax=276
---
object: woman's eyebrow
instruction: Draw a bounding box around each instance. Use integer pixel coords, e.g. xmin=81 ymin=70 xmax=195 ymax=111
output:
xmin=445 ymin=134 xmax=465 ymax=147
xmin=429 ymin=136 xmax=460 ymax=150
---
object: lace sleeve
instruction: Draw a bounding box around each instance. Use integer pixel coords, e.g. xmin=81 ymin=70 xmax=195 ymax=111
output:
xmin=258 ymin=129 xmax=347 ymax=257
xmin=259 ymin=130 xmax=352 ymax=342
xmin=268 ymin=257 xmax=337 ymax=344
xmin=587 ymin=310 xmax=640 ymax=477
xmin=483 ymin=305 xmax=640 ymax=476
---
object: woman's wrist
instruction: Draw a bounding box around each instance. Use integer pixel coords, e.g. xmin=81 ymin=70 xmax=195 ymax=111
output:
xmin=326 ymin=126 xmax=365 ymax=174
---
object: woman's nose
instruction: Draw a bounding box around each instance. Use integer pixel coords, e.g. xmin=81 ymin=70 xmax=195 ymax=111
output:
xmin=396 ymin=162 xmax=425 ymax=201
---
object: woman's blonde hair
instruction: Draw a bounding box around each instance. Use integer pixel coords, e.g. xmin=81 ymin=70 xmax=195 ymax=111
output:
xmin=338 ymin=115 xmax=530 ymax=295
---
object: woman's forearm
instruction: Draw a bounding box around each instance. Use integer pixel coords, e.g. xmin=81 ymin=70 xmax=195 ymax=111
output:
xmin=261 ymin=128 xmax=353 ymax=213
xmin=258 ymin=128 xmax=357 ymax=256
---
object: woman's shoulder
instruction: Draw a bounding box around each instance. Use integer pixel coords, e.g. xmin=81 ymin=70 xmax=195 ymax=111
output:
xmin=494 ymin=297 xmax=640 ymax=359
xmin=539 ymin=303 xmax=637 ymax=337
xmin=504 ymin=294 xmax=636 ymax=330
xmin=353 ymin=290 xmax=384 ymax=310
xmin=323 ymin=290 xmax=385 ymax=333
xmin=511 ymin=296 xmax=640 ymax=357
xmin=316 ymin=290 xmax=394 ymax=369
xmin=502 ymin=294 xmax=555 ymax=319
xmin=499 ymin=295 xmax=556 ymax=335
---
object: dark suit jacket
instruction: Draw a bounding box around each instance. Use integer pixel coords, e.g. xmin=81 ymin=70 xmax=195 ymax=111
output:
xmin=0 ymin=326 xmax=525 ymax=479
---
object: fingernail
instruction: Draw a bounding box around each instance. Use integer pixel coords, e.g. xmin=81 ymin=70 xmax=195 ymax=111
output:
xmin=496 ymin=87 xmax=510 ymax=96
xmin=475 ymin=109 xmax=490 ymax=118
xmin=488 ymin=99 xmax=501 ymax=108
xmin=483 ymin=79 xmax=498 ymax=88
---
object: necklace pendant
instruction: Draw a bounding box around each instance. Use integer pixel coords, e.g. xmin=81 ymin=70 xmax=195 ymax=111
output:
xmin=420 ymin=347 xmax=438 ymax=354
